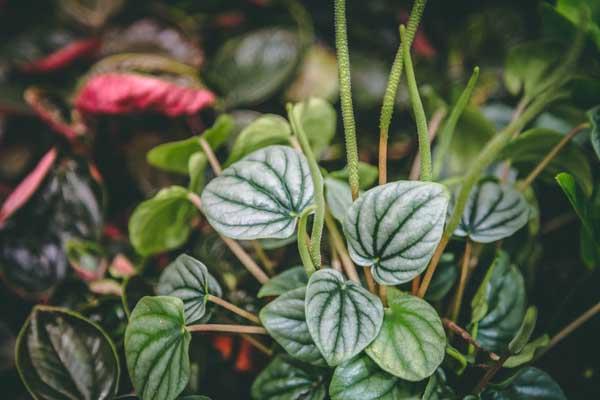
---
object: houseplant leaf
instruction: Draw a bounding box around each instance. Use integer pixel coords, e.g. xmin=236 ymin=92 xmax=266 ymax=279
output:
xmin=257 ymin=266 xmax=308 ymax=298
xmin=259 ymin=287 xmax=325 ymax=366
xmin=325 ymin=177 xmax=353 ymax=224
xmin=589 ymin=105 xmax=600 ymax=161
xmin=329 ymin=162 xmax=379 ymax=190
xmin=15 ymin=306 xmax=119 ymax=400
xmin=125 ymin=296 xmax=190 ymax=400
xmin=425 ymin=253 xmax=458 ymax=302
xmin=454 ymin=180 xmax=530 ymax=243
xmin=504 ymin=40 xmax=562 ymax=97
xmin=343 ymin=181 xmax=450 ymax=285
xmin=156 ymin=254 xmax=222 ymax=324
xmin=504 ymin=335 xmax=550 ymax=368
xmin=289 ymin=97 xmax=337 ymax=158
xmin=201 ymin=145 xmax=314 ymax=240
xmin=365 ymin=294 xmax=446 ymax=381
xmin=481 ymin=367 xmax=566 ymax=400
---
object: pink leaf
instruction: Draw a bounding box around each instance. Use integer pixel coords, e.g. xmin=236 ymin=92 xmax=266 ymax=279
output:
xmin=21 ymin=38 xmax=101 ymax=74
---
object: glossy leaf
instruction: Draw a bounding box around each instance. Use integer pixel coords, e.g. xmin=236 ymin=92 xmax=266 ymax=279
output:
xmin=365 ymin=295 xmax=446 ymax=381
xmin=306 ymin=269 xmax=384 ymax=366
xmin=201 ymin=145 xmax=314 ymax=240
xmin=329 ymin=162 xmax=379 ymax=190
xmin=329 ymin=354 xmax=421 ymax=400
xmin=257 ymin=266 xmax=307 ymax=298
xmin=324 ymin=177 xmax=353 ymax=224
xmin=454 ymin=180 xmax=530 ymax=243
xmin=259 ymin=287 xmax=325 ymax=366
xmin=504 ymin=40 xmax=562 ymax=97
xmin=508 ymin=306 xmax=537 ymax=354
xmin=589 ymin=105 xmax=600 ymax=161
xmin=251 ymin=356 xmax=326 ymax=400
xmin=344 ymin=181 xmax=450 ymax=285
xmin=425 ymin=253 xmax=459 ymax=302
xmin=125 ymin=296 xmax=190 ymax=400
xmin=156 ymin=254 xmax=222 ymax=324
xmin=504 ymin=335 xmax=550 ymax=368
xmin=129 ymin=186 xmax=197 ymax=256
xmin=289 ymin=97 xmax=337 ymax=158
xmin=482 ymin=367 xmax=566 ymax=400
xmin=15 ymin=306 xmax=119 ymax=400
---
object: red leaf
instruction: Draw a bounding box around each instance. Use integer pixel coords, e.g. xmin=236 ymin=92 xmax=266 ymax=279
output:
xmin=21 ymin=38 xmax=101 ymax=74
xmin=75 ymin=73 xmax=216 ymax=117
xmin=213 ymin=335 xmax=234 ymax=360
xmin=25 ymin=88 xmax=81 ymax=140
xmin=0 ymin=148 xmax=57 ymax=227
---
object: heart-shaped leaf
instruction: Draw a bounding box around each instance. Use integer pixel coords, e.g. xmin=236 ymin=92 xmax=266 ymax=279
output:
xmin=329 ymin=354 xmax=422 ymax=400
xmin=343 ymin=181 xmax=450 ymax=285
xmin=365 ymin=294 xmax=446 ymax=381
xmin=305 ymin=269 xmax=384 ymax=366
xmin=201 ymin=145 xmax=314 ymax=240
xmin=129 ymin=186 xmax=197 ymax=256
xmin=125 ymin=296 xmax=191 ymax=400
xmin=481 ymin=367 xmax=566 ymax=400
xmin=454 ymin=180 xmax=530 ymax=243
xmin=15 ymin=306 xmax=119 ymax=400
xmin=157 ymin=254 xmax=222 ymax=324
xmin=251 ymin=356 xmax=327 ymax=400
xmin=258 ymin=266 xmax=308 ymax=298
xmin=260 ymin=287 xmax=325 ymax=366
xmin=589 ymin=106 xmax=600 ymax=161
xmin=325 ymin=177 xmax=353 ymax=224
xmin=289 ymin=97 xmax=337 ymax=158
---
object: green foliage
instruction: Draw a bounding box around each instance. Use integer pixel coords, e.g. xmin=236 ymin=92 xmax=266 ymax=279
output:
xmin=257 ymin=266 xmax=308 ymax=298
xmin=589 ymin=106 xmax=600 ymax=160
xmin=289 ymin=97 xmax=337 ymax=158
xmin=481 ymin=367 xmax=567 ymax=400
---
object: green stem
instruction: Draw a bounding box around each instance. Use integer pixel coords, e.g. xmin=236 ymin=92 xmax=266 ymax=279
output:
xmin=285 ymin=0 xmax=314 ymax=50
xmin=432 ymin=66 xmax=480 ymax=179
xmin=378 ymin=0 xmax=427 ymax=184
xmin=334 ymin=0 xmax=360 ymax=199
xmin=400 ymin=25 xmax=432 ymax=181
xmin=298 ymin=205 xmax=317 ymax=276
xmin=288 ymin=104 xmax=324 ymax=268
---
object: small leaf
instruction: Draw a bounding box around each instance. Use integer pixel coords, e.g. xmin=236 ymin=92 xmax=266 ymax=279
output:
xmin=15 ymin=306 xmax=120 ymax=400
xmin=365 ymin=294 xmax=446 ymax=381
xmin=454 ymin=180 xmax=530 ymax=243
xmin=125 ymin=296 xmax=191 ymax=400
xmin=225 ymin=115 xmax=292 ymax=166
xmin=251 ymin=356 xmax=327 ymax=400
xmin=344 ymin=181 xmax=450 ymax=285
xmin=129 ymin=186 xmax=197 ymax=256
xmin=201 ymin=145 xmax=314 ymax=240
xmin=329 ymin=162 xmax=379 ymax=190
xmin=481 ymin=367 xmax=566 ymax=400
xmin=259 ymin=287 xmax=325 ymax=366
xmin=188 ymin=152 xmax=208 ymax=194
xmin=508 ymin=306 xmax=537 ymax=355
xmin=157 ymin=254 xmax=222 ymax=324
xmin=324 ymin=177 xmax=353 ymax=224
xmin=289 ymin=97 xmax=337 ymax=158
xmin=504 ymin=335 xmax=550 ymax=368
xmin=589 ymin=105 xmax=600 ymax=161
xmin=329 ymin=354 xmax=422 ymax=400
xmin=305 ymin=269 xmax=383 ymax=366
xmin=257 ymin=266 xmax=308 ymax=298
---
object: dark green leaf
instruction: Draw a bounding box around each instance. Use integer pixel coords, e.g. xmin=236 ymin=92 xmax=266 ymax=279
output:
xmin=125 ymin=296 xmax=190 ymax=400
xmin=289 ymin=97 xmax=337 ymax=158
xmin=257 ymin=266 xmax=308 ymax=298
xmin=365 ymin=294 xmax=446 ymax=381
xmin=15 ymin=306 xmax=119 ymax=400
xmin=589 ymin=105 xmax=600 ymax=161
xmin=157 ymin=254 xmax=222 ymax=324
xmin=508 ymin=306 xmax=538 ymax=354
xmin=422 ymin=369 xmax=456 ymax=400
xmin=201 ymin=145 xmax=314 ymax=240
xmin=251 ymin=356 xmax=326 ymax=400
xmin=306 ymin=269 xmax=384 ymax=366
xmin=344 ymin=181 xmax=450 ymax=285
xmin=482 ymin=367 xmax=566 ymax=400
xmin=504 ymin=40 xmax=562 ymax=97
xmin=425 ymin=253 xmax=458 ymax=302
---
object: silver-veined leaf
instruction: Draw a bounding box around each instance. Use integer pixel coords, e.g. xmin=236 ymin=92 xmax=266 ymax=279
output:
xmin=259 ymin=287 xmax=325 ymax=366
xmin=251 ymin=356 xmax=326 ymax=400
xmin=343 ymin=181 xmax=449 ymax=285
xmin=454 ymin=180 xmax=529 ymax=243
xmin=481 ymin=367 xmax=566 ymax=400
xmin=201 ymin=145 xmax=314 ymax=240
xmin=156 ymin=254 xmax=222 ymax=324
xmin=305 ymin=269 xmax=384 ymax=366
xmin=258 ymin=266 xmax=307 ymax=298
xmin=124 ymin=296 xmax=190 ymax=400
xmin=365 ymin=294 xmax=446 ymax=381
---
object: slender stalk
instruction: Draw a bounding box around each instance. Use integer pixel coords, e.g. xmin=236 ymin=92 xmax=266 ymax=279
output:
xmin=251 ymin=240 xmax=274 ymax=274
xmin=517 ymin=122 xmax=589 ymax=191
xmin=241 ymin=334 xmax=273 ymax=356
xmin=298 ymin=206 xmax=317 ymax=276
xmin=364 ymin=268 xmax=377 ymax=295
xmin=400 ymin=25 xmax=431 ymax=181
xmin=206 ymin=294 xmax=260 ymax=324
xmin=288 ymin=104 xmax=325 ymax=268
xmin=409 ymin=107 xmax=446 ymax=180
xmin=378 ymin=0 xmax=428 ymax=185
xmin=379 ymin=285 xmax=388 ymax=307
xmin=442 ymin=318 xmax=500 ymax=361
xmin=187 ymin=324 xmax=268 ymax=335
xmin=473 ymin=354 xmax=509 ymax=394
xmin=334 ymin=0 xmax=360 ymax=199
xmin=198 ymin=137 xmax=222 ymax=175
xmin=450 ymin=240 xmax=472 ymax=322
xmin=325 ymin=211 xmax=360 ymax=283
xmin=411 ymin=275 xmax=421 ymax=295
xmin=329 ymin=238 xmax=343 ymax=272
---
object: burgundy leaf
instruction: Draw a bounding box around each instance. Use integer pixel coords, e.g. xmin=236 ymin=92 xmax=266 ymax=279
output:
xmin=74 ymin=73 xmax=216 ymax=117
xmin=0 ymin=148 xmax=57 ymax=227
xmin=20 ymin=38 xmax=101 ymax=74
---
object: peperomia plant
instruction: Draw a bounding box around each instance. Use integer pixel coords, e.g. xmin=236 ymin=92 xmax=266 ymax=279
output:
xmin=5 ymin=0 xmax=600 ymax=399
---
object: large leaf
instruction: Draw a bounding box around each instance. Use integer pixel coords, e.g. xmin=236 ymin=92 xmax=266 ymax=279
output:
xmin=15 ymin=306 xmax=119 ymax=400
xmin=343 ymin=181 xmax=450 ymax=285
xmin=258 ymin=266 xmax=308 ymax=298
xmin=500 ymin=128 xmax=593 ymax=195
xmin=201 ymin=145 xmax=314 ymax=240
xmin=305 ymin=269 xmax=384 ymax=366
xmin=471 ymin=251 xmax=527 ymax=353
xmin=289 ymin=97 xmax=337 ymax=158
xmin=251 ymin=356 xmax=327 ymax=400
xmin=454 ymin=180 xmax=530 ymax=243
xmin=156 ymin=254 xmax=222 ymax=324
xmin=125 ymin=296 xmax=190 ymax=400
xmin=482 ymin=367 xmax=566 ymax=400
xmin=259 ymin=287 xmax=325 ymax=366
xmin=554 ymin=0 xmax=600 ymax=51
xmin=325 ymin=177 xmax=353 ymax=224
xmin=504 ymin=40 xmax=562 ymax=97
xmin=208 ymin=28 xmax=301 ymax=107
xmin=365 ymin=295 xmax=446 ymax=381
xmin=129 ymin=186 xmax=197 ymax=256
xmin=589 ymin=105 xmax=600 ymax=161
xmin=329 ymin=354 xmax=421 ymax=400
